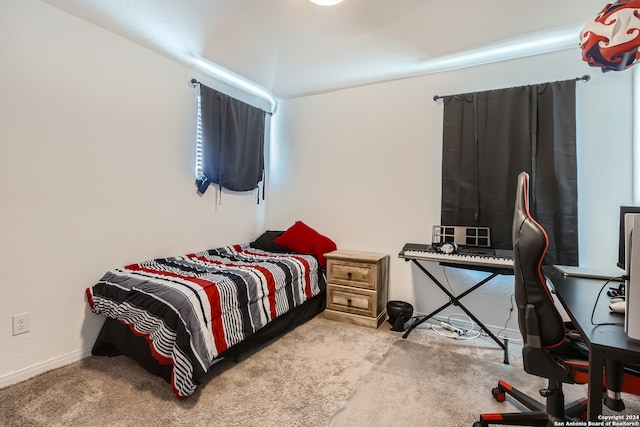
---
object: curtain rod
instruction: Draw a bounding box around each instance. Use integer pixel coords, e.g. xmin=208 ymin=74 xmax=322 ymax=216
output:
xmin=432 ymin=74 xmax=591 ymax=102
xmin=189 ymin=79 xmax=273 ymax=115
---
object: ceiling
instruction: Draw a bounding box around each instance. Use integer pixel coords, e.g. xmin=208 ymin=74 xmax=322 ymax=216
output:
xmin=41 ymin=0 xmax=604 ymax=100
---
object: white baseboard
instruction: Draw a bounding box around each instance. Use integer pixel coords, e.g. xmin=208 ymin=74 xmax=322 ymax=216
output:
xmin=0 ymin=313 xmax=518 ymax=390
xmin=0 ymin=346 xmax=94 ymax=390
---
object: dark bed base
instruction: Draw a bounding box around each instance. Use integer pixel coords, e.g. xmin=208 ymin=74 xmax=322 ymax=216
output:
xmin=91 ymin=288 xmax=327 ymax=385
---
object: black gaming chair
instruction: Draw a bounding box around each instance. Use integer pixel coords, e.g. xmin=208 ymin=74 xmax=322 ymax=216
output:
xmin=473 ymin=171 xmax=589 ymax=426
xmin=474 ymin=171 xmax=636 ymax=426
xmin=474 ymin=172 xmax=638 ymax=427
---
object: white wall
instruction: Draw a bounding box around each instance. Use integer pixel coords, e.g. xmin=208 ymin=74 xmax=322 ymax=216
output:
xmin=1 ymin=0 xmax=635 ymax=385
xmin=269 ymin=50 xmax=634 ymax=337
xmin=0 ymin=1 xmax=266 ymax=386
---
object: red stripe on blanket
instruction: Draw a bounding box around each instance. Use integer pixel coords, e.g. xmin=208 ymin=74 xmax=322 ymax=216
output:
xmin=190 ymin=252 xmax=278 ymax=320
xmin=170 ymin=370 xmax=188 ymax=399
xmin=124 ymin=264 xmax=228 ymax=354
xmin=85 ymin=288 xmax=94 ymax=308
xmin=125 ymin=321 xmax=174 ymax=365
xmin=255 ymin=264 xmax=277 ymax=319
xmin=292 ymin=255 xmax=313 ymax=299
xmin=237 ymin=247 xmax=314 ymax=300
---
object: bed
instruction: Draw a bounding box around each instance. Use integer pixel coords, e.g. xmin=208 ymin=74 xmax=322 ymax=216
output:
xmin=85 ymin=223 xmax=335 ymax=398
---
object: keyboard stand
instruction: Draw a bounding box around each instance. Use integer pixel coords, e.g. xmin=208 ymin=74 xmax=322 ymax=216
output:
xmin=402 ymin=258 xmax=511 ymax=365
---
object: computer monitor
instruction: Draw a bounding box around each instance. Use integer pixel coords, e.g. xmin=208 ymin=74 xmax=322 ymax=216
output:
xmin=622 ymin=211 xmax=640 ymax=340
xmin=618 ymin=206 xmax=640 ymax=269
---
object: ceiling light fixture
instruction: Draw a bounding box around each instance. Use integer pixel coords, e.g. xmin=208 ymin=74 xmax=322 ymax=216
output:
xmin=581 ymin=0 xmax=640 ymax=72
xmin=310 ymin=0 xmax=343 ymax=6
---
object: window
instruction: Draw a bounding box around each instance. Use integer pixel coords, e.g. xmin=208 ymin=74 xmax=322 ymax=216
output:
xmin=194 ymin=83 xmax=267 ymax=198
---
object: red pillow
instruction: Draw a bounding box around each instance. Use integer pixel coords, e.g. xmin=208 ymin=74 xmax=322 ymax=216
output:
xmin=274 ymin=221 xmax=336 ymax=267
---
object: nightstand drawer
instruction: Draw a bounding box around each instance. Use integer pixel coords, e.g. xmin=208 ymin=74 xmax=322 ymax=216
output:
xmin=326 ymin=284 xmax=376 ymax=317
xmin=326 ymin=260 xmax=376 ymax=289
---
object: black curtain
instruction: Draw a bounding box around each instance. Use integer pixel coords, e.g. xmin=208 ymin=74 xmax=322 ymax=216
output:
xmin=196 ymin=84 xmax=266 ymax=195
xmin=441 ymin=79 xmax=578 ymax=265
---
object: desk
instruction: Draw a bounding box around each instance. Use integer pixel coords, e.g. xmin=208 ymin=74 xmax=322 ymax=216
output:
xmin=545 ymin=266 xmax=640 ymax=420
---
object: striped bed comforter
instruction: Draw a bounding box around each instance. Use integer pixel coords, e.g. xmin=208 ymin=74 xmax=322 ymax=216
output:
xmin=85 ymin=244 xmax=321 ymax=398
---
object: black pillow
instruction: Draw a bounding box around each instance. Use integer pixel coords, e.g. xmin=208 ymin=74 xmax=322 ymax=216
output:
xmin=250 ymin=230 xmax=291 ymax=253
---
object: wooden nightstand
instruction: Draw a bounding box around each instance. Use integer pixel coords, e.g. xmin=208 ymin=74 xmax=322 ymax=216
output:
xmin=323 ymin=250 xmax=389 ymax=328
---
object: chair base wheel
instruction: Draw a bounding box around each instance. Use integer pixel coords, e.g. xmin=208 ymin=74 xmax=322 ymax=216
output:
xmin=492 ymin=386 xmax=506 ymax=402
xmin=476 ymin=379 xmax=587 ymax=426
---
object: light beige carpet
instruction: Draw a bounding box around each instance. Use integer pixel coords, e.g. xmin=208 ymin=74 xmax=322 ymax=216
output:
xmin=331 ymin=330 xmax=640 ymax=427
xmin=330 ymin=339 xmax=550 ymax=426
xmin=0 ymin=316 xmax=638 ymax=426
xmin=0 ymin=316 xmax=397 ymax=427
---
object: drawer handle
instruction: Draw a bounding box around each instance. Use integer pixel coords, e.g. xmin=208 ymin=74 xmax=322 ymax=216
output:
xmin=347 ymin=272 xmax=352 ymax=279
xmin=347 ymin=298 xmax=352 ymax=306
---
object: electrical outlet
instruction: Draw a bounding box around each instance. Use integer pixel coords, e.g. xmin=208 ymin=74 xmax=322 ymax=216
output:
xmin=13 ymin=313 xmax=30 ymax=336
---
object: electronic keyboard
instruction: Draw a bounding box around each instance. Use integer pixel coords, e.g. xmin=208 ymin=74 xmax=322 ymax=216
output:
xmin=399 ymin=243 xmax=514 ymax=270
